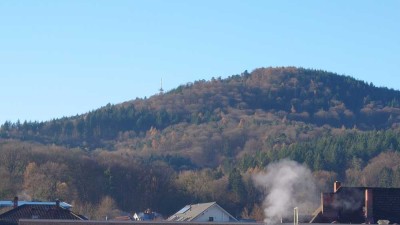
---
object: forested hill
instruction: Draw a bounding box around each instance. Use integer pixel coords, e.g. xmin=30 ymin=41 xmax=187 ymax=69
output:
xmin=2 ymin=67 xmax=400 ymax=149
xmin=3 ymin=67 xmax=400 ymax=219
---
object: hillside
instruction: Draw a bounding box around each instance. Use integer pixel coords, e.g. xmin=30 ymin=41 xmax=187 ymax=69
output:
xmin=2 ymin=67 xmax=400 ymax=147
xmin=1 ymin=67 xmax=400 ymax=219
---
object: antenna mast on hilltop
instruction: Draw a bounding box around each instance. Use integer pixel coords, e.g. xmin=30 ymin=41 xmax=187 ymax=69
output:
xmin=159 ymin=78 xmax=164 ymax=94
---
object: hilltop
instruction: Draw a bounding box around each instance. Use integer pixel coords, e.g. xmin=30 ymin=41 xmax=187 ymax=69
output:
xmin=2 ymin=67 xmax=400 ymax=147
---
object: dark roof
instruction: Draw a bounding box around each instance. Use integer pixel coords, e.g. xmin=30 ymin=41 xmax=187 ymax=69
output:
xmin=316 ymin=185 xmax=400 ymax=223
xmin=0 ymin=220 xmax=16 ymax=225
xmin=370 ymin=187 xmax=400 ymax=223
xmin=337 ymin=186 xmax=400 ymax=223
xmin=0 ymin=204 xmax=85 ymax=224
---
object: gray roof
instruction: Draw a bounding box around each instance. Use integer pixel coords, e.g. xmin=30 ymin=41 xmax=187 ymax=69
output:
xmin=167 ymin=202 xmax=237 ymax=222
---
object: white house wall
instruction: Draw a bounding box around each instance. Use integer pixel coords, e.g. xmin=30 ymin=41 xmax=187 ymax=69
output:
xmin=194 ymin=205 xmax=231 ymax=222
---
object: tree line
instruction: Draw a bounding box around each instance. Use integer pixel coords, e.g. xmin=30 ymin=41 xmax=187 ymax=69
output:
xmin=2 ymin=128 xmax=400 ymax=220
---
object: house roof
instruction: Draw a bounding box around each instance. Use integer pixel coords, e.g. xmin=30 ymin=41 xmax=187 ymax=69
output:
xmin=134 ymin=211 xmax=163 ymax=221
xmin=112 ymin=215 xmax=132 ymax=221
xmin=0 ymin=201 xmax=72 ymax=209
xmin=167 ymin=202 xmax=237 ymax=222
xmin=0 ymin=204 xmax=86 ymax=225
xmin=0 ymin=221 xmax=16 ymax=225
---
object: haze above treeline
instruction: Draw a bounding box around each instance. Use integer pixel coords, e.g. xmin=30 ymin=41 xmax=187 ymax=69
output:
xmin=1 ymin=67 xmax=400 ymax=220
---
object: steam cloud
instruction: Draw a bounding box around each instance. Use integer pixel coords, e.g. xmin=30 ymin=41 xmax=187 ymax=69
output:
xmin=253 ymin=159 xmax=318 ymax=225
xmin=333 ymin=188 xmax=363 ymax=211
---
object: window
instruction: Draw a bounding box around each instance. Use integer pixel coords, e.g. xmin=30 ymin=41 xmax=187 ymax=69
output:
xmin=209 ymin=217 xmax=214 ymax=221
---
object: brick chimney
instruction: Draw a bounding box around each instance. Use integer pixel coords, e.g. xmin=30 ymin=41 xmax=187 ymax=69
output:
xmin=13 ymin=196 xmax=18 ymax=208
xmin=365 ymin=189 xmax=374 ymax=223
xmin=334 ymin=181 xmax=341 ymax=193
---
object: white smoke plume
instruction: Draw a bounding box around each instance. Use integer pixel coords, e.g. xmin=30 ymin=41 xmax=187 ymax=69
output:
xmin=253 ymin=159 xmax=319 ymax=225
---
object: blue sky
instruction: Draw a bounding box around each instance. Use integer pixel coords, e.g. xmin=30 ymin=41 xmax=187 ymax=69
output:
xmin=0 ymin=1 xmax=399 ymax=124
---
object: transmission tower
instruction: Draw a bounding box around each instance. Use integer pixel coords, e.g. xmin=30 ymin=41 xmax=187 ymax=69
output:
xmin=159 ymin=78 xmax=164 ymax=94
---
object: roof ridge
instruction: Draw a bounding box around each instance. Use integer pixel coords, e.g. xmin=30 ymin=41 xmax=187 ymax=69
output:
xmin=190 ymin=202 xmax=219 ymax=221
